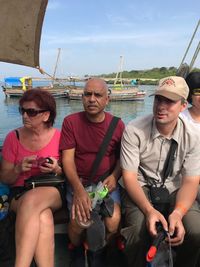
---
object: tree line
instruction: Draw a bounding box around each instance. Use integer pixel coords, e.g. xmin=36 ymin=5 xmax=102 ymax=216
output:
xmin=95 ymin=66 xmax=200 ymax=85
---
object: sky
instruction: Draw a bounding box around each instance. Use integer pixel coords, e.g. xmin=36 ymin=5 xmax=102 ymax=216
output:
xmin=0 ymin=0 xmax=200 ymax=79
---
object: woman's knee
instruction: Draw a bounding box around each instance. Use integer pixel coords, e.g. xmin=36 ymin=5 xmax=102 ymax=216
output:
xmin=17 ymin=190 xmax=40 ymax=212
xmin=39 ymin=209 xmax=54 ymax=239
xmin=40 ymin=209 xmax=54 ymax=227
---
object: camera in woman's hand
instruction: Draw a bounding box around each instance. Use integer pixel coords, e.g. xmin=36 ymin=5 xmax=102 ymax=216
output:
xmin=32 ymin=157 xmax=53 ymax=168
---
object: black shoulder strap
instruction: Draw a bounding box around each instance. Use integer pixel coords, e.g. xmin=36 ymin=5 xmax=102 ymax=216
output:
xmin=90 ymin=116 xmax=120 ymax=181
xmin=15 ymin=129 xmax=19 ymax=140
xmin=161 ymin=139 xmax=177 ymax=185
xmin=139 ymin=139 xmax=177 ymax=186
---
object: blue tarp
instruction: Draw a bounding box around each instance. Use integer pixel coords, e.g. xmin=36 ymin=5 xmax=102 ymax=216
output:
xmin=4 ymin=77 xmax=22 ymax=86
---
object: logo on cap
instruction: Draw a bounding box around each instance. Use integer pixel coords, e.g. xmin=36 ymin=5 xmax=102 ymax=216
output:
xmin=160 ymin=78 xmax=176 ymax=88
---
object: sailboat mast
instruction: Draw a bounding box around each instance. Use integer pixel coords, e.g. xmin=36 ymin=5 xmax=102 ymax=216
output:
xmin=114 ymin=55 xmax=124 ymax=87
xmin=52 ymin=48 xmax=61 ymax=84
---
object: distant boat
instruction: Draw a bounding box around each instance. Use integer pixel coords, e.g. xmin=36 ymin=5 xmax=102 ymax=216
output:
xmin=108 ymin=86 xmax=146 ymax=101
xmin=2 ymin=76 xmax=70 ymax=98
xmin=67 ymin=84 xmax=146 ymax=101
xmin=108 ymin=55 xmax=146 ymax=101
xmin=68 ymin=56 xmax=146 ymax=101
xmin=1 ymin=49 xmax=82 ymax=99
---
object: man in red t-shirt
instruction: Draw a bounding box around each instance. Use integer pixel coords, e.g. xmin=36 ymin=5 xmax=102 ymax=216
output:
xmin=60 ymin=78 xmax=124 ymax=266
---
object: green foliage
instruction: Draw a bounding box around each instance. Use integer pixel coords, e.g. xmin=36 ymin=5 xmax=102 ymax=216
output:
xmin=99 ymin=67 xmax=200 ymax=80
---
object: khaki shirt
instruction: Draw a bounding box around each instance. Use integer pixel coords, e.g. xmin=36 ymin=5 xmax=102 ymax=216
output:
xmin=120 ymin=114 xmax=200 ymax=193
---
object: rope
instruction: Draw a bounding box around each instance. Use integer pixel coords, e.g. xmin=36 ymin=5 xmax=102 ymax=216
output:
xmin=179 ymin=19 xmax=200 ymax=66
xmin=36 ymin=66 xmax=68 ymax=88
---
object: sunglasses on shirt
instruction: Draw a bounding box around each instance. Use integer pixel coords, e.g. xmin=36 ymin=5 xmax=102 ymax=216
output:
xmin=192 ymin=88 xmax=200 ymax=96
xmin=19 ymin=107 xmax=48 ymax=117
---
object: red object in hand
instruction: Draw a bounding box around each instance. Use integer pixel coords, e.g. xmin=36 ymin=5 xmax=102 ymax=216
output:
xmin=146 ymin=246 xmax=157 ymax=262
xmin=146 ymin=223 xmax=167 ymax=263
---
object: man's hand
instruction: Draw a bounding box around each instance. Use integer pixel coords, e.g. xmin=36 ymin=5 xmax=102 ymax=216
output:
xmin=146 ymin=207 xmax=168 ymax=236
xmin=72 ymin=187 xmax=92 ymax=223
xmin=103 ymin=174 xmax=117 ymax=192
xmin=167 ymin=210 xmax=185 ymax=246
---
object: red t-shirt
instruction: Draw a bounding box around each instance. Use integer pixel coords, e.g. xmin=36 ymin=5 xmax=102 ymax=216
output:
xmin=59 ymin=112 xmax=124 ymax=184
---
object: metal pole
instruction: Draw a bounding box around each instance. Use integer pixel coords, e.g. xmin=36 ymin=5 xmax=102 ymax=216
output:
xmin=189 ymin=41 xmax=200 ymax=71
xmin=114 ymin=55 xmax=123 ymax=87
xmin=119 ymin=55 xmax=124 ymax=88
xmin=180 ymin=19 xmax=200 ymax=66
xmin=52 ymin=48 xmax=61 ymax=85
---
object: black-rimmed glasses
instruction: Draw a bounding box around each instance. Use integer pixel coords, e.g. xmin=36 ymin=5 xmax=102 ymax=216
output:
xmin=19 ymin=107 xmax=48 ymax=117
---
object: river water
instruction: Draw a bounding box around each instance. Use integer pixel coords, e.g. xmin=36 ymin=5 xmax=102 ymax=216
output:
xmin=0 ymin=84 xmax=156 ymax=146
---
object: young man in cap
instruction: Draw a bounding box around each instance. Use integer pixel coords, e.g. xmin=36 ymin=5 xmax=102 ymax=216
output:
xmin=120 ymin=76 xmax=200 ymax=267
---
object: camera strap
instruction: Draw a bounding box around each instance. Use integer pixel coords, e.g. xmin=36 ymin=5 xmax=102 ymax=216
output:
xmin=89 ymin=116 xmax=120 ymax=183
xmin=139 ymin=138 xmax=177 ymax=187
xmin=161 ymin=139 xmax=177 ymax=185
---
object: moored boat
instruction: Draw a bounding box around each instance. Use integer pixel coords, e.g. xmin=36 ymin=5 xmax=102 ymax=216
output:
xmin=2 ymin=77 xmax=70 ymax=98
xmin=67 ymin=86 xmax=146 ymax=101
xmin=109 ymin=87 xmax=146 ymax=101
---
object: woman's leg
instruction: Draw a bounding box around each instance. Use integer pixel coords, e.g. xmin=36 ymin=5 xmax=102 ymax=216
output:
xmin=11 ymin=187 xmax=62 ymax=267
xmin=34 ymin=209 xmax=55 ymax=267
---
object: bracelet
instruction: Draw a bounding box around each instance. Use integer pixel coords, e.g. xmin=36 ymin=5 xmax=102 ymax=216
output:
xmin=174 ymin=203 xmax=187 ymax=216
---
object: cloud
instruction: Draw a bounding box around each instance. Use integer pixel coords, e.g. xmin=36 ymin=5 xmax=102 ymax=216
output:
xmin=43 ymin=30 xmax=188 ymax=48
xmin=106 ymin=14 xmax=134 ymax=27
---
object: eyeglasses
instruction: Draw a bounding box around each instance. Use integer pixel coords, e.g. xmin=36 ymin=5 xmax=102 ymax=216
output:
xmin=19 ymin=107 xmax=48 ymax=117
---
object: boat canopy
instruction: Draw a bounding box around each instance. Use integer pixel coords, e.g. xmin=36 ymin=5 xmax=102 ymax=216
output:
xmin=0 ymin=0 xmax=48 ymax=68
xmin=4 ymin=77 xmax=22 ymax=86
xmin=131 ymin=79 xmax=137 ymax=86
xmin=4 ymin=77 xmax=32 ymax=90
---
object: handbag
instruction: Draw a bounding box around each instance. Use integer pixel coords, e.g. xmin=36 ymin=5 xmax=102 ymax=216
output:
xmin=149 ymin=186 xmax=170 ymax=205
xmin=24 ymin=173 xmax=65 ymax=189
